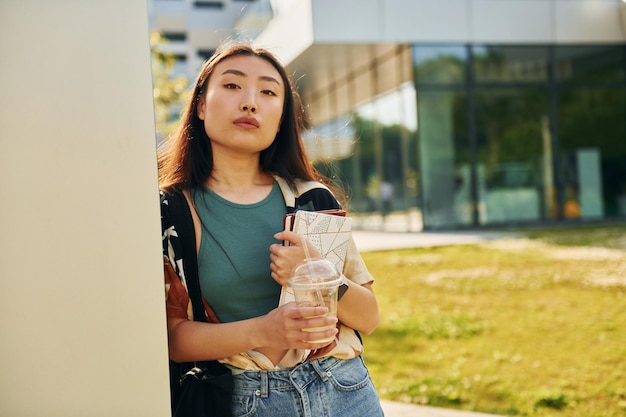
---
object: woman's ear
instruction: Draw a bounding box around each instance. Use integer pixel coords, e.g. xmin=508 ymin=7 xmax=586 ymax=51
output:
xmin=196 ymin=96 xmax=206 ymax=121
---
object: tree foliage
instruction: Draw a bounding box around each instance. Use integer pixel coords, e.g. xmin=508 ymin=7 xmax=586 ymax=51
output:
xmin=150 ymin=30 xmax=189 ymax=141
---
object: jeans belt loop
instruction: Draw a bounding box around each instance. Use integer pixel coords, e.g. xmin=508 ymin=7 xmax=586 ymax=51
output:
xmin=260 ymin=370 xmax=269 ymax=398
xmin=310 ymin=358 xmax=330 ymax=382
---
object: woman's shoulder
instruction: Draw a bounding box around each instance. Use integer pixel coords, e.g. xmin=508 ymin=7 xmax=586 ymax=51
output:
xmin=273 ymin=176 xmax=330 ymax=195
xmin=273 ymin=176 xmax=338 ymax=209
xmin=294 ymin=178 xmax=331 ymax=194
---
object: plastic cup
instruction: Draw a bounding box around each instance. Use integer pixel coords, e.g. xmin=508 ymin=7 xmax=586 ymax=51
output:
xmin=288 ymin=258 xmax=342 ymax=343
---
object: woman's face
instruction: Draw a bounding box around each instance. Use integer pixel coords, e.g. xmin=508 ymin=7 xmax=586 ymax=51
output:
xmin=197 ymin=54 xmax=285 ymax=157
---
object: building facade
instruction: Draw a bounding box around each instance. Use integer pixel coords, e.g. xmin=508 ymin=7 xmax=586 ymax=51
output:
xmin=148 ymin=0 xmax=268 ymax=78
xmin=254 ymin=0 xmax=626 ymax=230
xmin=150 ymin=0 xmax=626 ymax=231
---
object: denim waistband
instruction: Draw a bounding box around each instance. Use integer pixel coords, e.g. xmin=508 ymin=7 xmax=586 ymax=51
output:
xmin=233 ymin=356 xmax=348 ymax=397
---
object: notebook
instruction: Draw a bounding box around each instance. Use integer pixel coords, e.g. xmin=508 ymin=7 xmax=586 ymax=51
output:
xmin=279 ymin=209 xmax=352 ymax=306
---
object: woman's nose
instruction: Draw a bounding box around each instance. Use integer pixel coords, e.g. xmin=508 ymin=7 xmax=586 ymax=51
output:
xmin=240 ymin=101 xmax=257 ymax=113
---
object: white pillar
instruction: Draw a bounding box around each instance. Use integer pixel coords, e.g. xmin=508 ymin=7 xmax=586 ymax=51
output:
xmin=0 ymin=1 xmax=170 ymax=416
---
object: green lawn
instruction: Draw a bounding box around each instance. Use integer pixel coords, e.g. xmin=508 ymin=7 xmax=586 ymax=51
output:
xmin=361 ymin=222 xmax=626 ymax=417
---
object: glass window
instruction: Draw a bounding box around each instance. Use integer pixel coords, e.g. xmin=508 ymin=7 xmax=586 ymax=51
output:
xmin=417 ymin=90 xmax=471 ymax=228
xmin=162 ymin=31 xmax=186 ymax=42
xmin=355 ymin=86 xmax=416 ymax=131
xmin=347 ymin=113 xmax=378 ymax=214
xmin=555 ymin=46 xmax=626 ymax=83
xmin=318 ymin=83 xmax=420 ymax=231
xmin=558 ymin=87 xmax=626 ymax=217
xmin=197 ymin=49 xmax=215 ymax=62
xmin=413 ymin=45 xmax=467 ymax=85
xmin=312 ymin=43 xmax=625 ymax=230
xmin=353 ymin=85 xmax=419 ymax=218
xmin=473 ymin=45 xmax=549 ymax=83
xmin=193 ymin=1 xmax=224 ymax=9
xmin=474 ymin=88 xmax=551 ymax=224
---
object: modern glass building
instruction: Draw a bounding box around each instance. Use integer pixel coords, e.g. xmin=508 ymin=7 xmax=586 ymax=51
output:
xmin=148 ymin=0 xmax=267 ymax=79
xmin=248 ymin=0 xmax=626 ymax=230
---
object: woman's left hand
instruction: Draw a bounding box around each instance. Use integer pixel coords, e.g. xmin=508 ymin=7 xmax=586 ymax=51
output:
xmin=269 ymin=230 xmax=321 ymax=286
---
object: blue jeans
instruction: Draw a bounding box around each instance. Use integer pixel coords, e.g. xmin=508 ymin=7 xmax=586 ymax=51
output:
xmin=231 ymin=356 xmax=384 ymax=417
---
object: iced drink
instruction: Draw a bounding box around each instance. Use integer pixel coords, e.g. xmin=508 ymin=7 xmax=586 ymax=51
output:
xmin=288 ymin=258 xmax=342 ymax=343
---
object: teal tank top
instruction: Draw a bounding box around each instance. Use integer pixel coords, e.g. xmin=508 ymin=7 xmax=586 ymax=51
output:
xmin=191 ymin=182 xmax=287 ymax=323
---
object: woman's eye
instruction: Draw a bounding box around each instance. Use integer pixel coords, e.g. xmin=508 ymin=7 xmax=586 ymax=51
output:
xmin=224 ymin=83 xmax=239 ymax=89
xmin=262 ymin=89 xmax=277 ymax=96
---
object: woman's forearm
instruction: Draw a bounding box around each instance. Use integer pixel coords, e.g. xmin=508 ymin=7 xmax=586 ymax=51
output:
xmin=167 ymin=303 xmax=339 ymax=363
xmin=167 ymin=317 xmax=263 ymax=363
xmin=337 ymin=281 xmax=380 ymax=335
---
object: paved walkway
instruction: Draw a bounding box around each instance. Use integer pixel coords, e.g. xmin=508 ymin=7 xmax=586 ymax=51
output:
xmin=381 ymin=400 xmax=504 ymax=417
xmin=352 ymin=229 xmax=508 ymax=417
xmin=352 ymin=229 xmax=508 ymax=252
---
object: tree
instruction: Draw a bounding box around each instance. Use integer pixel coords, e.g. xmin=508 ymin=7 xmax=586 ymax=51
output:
xmin=150 ymin=30 xmax=189 ymax=142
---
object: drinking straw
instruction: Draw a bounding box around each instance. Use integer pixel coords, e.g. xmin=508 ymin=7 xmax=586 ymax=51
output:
xmin=299 ymin=235 xmax=324 ymax=306
xmin=301 ymin=234 xmax=311 ymax=262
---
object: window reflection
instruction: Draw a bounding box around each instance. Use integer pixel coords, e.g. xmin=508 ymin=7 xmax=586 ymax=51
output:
xmin=558 ymin=87 xmax=626 ymax=217
xmin=413 ymin=44 xmax=625 ymax=227
xmin=356 ymin=83 xmax=417 ymax=131
xmin=472 ymin=45 xmax=548 ymax=83
xmin=313 ymin=83 xmax=420 ymax=230
xmin=413 ymin=45 xmax=467 ymax=85
xmin=556 ymin=46 xmax=626 ymax=83
xmin=417 ymin=90 xmax=471 ymax=227
xmin=475 ymin=88 xmax=550 ymax=224
xmin=351 ymin=84 xmax=419 ymax=218
xmin=310 ymin=44 xmax=625 ymax=230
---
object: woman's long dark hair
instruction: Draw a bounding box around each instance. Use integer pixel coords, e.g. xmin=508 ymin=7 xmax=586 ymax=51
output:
xmin=158 ymin=43 xmax=333 ymax=196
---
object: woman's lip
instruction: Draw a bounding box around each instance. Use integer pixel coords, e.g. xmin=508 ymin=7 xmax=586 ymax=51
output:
xmin=233 ymin=117 xmax=259 ymax=128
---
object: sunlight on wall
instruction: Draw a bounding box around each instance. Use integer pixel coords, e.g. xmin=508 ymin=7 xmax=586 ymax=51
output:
xmin=0 ymin=1 xmax=170 ymax=416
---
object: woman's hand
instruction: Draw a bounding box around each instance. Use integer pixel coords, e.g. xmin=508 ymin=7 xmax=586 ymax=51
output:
xmin=167 ymin=302 xmax=338 ymax=363
xmin=257 ymin=302 xmax=338 ymax=350
xmin=269 ymin=230 xmax=322 ymax=286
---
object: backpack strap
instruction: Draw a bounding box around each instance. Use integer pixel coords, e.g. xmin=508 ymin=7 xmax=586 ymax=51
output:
xmin=164 ymin=189 xmax=234 ymax=416
xmin=165 ymin=189 xmax=206 ymax=323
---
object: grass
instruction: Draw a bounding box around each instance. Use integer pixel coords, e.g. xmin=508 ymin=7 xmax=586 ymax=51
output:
xmin=361 ymin=222 xmax=626 ymax=417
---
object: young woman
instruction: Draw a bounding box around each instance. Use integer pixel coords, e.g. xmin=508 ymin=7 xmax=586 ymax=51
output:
xmin=159 ymin=42 xmax=384 ymax=417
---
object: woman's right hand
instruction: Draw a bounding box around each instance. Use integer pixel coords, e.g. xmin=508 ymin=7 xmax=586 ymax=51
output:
xmin=258 ymin=302 xmax=338 ymax=350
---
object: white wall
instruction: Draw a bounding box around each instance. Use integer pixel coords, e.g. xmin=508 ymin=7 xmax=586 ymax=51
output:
xmin=0 ymin=1 xmax=170 ymax=416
